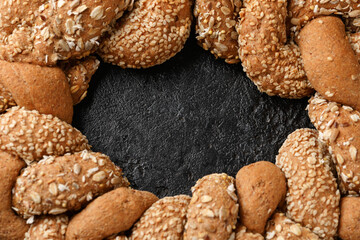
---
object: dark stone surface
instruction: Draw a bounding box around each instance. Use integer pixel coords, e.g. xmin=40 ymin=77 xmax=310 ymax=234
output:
xmin=72 ymin=34 xmax=314 ymax=198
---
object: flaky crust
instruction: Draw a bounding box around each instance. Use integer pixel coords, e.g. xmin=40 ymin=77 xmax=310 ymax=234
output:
xmin=131 ymin=195 xmax=191 ymax=240
xmin=308 ymin=94 xmax=360 ymax=195
xmin=99 ymin=0 xmax=192 ymax=69
xmin=184 ymin=173 xmax=238 ymax=240
xmin=0 ymin=107 xmax=90 ymax=163
xmin=299 ymin=17 xmax=360 ymax=112
xmin=237 ymin=0 xmax=313 ymax=99
xmin=236 ymin=161 xmax=286 ymax=234
xmin=265 ymin=213 xmax=320 ymax=240
xmin=12 ymin=151 xmax=129 ymax=218
xmin=66 ymin=188 xmax=158 ymax=240
xmin=0 ymin=151 xmax=28 ymax=240
xmin=276 ymin=128 xmax=340 ymax=239
xmin=0 ymin=60 xmax=73 ymax=123
xmin=194 ymin=0 xmax=240 ymax=64
xmin=25 ymin=215 xmax=68 ymax=240
xmin=0 ymin=0 xmax=129 ymax=65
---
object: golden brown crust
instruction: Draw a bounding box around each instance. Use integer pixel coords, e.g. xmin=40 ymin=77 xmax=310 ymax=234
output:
xmin=61 ymin=56 xmax=100 ymax=105
xmin=66 ymin=188 xmax=158 ymax=240
xmin=237 ymin=0 xmax=313 ymax=99
xmin=299 ymin=16 xmax=360 ymax=112
xmin=235 ymin=226 xmax=264 ymax=240
xmin=236 ymin=161 xmax=286 ymax=234
xmin=0 ymin=151 xmax=28 ymax=240
xmin=0 ymin=60 xmax=73 ymax=123
xmin=265 ymin=213 xmax=320 ymax=240
xmin=0 ymin=107 xmax=90 ymax=163
xmin=25 ymin=215 xmax=68 ymax=240
xmin=338 ymin=197 xmax=360 ymax=240
xmin=308 ymin=94 xmax=360 ymax=195
xmin=184 ymin=173 xmax=238 ymax=240
xmin=276 ymin=128 xmax=340 ymax=239
xmin=0 ymin=83 xmax=16 ymax=114
xmin=0 ymin=0 xmax=129 ymax=65
xmin=131 ymin=195 xmax=191 ymax=240
xmin=12 ymin=151 xmax=129 ymax=218
xmin=98 ymin=0 xmax=192 ymax=69
xmin=194 ymin=0 xmax=240 ymax=64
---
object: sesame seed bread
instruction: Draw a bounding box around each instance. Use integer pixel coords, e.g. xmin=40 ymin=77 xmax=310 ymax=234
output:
xmin=184 ymin=173 xmax=238 ymax=240
xmin=24 ymin=215 xmax=68 ymax=240
xmin=0 ymin=0 xmax=130 ymax=66
xmin=236 ymin=161 xmax=286 ymax=234
xmin=237 ymin=0 xmax=313 ymax=99
xmin=308 ymin=94 xmax=360 ymax=195
xmin=265 ymin=213 xmax=320 ymax=240
xmin=276 ymin=128 xmax=340 ymax=239
xmin=98 ymin=0 xmax=192 ymax=69
xmin=0 ymin=107 xmax=90 ymax=163
xmin=66 ymin=188 xmax=158 ymax=240
xmin=12 ymin=150 xmax=129 ymax=218
xmin=0 ymin=83 xmax=16 ymax=114
xmin=235 ymin=226 xmax=264 ymax=240
xmin=0 ymin=151 xmax=28 ymax=240
xmin=0 ymin=60 xmax=73 ymax=123
xmin=61 ymin=56 xmax=100 ymax=105
xmin=299 ymin=16 xmax=360 ymax=112
xmin=338 ymin=197 xmax=360 ymax=240
xmin=194 ymin=0 xmax=240 ymax=64
xmin=131 ymin=195 xmax=191 ymax=240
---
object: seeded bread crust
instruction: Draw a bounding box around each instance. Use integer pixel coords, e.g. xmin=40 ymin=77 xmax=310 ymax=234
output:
xmin=194 ymin=0 xmax=240 ymax=64
xmin=0 ymin=107 xmax=90 ymax=163
xmin=237 ymin=0 xmax=313 ymax=99
xmin=0 ymin=60 xmax=73 ymax=123
xmin=0 ymin=0 xmax=129 ymax=65
xmin=236 ymin=161 xmax=286 ymax=234
xmin=338 ymin=197 xmax=360 ymax=240
xmin=235 ymin=226 xmax=264 ymax=240
xmin=131 ymin=195 xmax=191 ymax=240
xmin=66 ymin=188 xmax=158 ymax=240
xmin=308 ymin=94 xmax=360 ymax=195
xmin=25 ymin=215 xmax=68 ymax=240
xmin=0 ymin=151 xmax=28 ymax=240
xmin=184 ymin=173 xmax=238 ymax=240
xmin=276 ymin=128 xmax=340 ymax=239
xmin=98 ymin=0 xmax=192 ymax=69
xmin=61 ymin=56 xmax=100 ymax=105
xmin=265 ymin=213 xmax=320 ymax=240
xmin=12 ymin=151 xmax=129 ymax=218
xmin=299 ymin=16 xmax=360 ymax=112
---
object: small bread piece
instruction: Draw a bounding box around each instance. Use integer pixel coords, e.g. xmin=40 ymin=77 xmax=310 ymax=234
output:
xmin=184 ymin=173 xmax=238 ymax=240
xmin=66 ymin=188 xmax=158 ymax=240
xmin=0 ymin=0 xmax=130 ymax=65
xmin=299 ymin=16 xmax=360 ymax=111
xmin=12 ymin=151 xmax=129 ymax=218
xmin=0 ymin=83 xmax=16 ymax=113
xmin=236 ymin=161 xmax=286 ymax=234
xmin=237 ymin=0 xmax=313 ymax=99
xmin=0 ymin=60 xmax=73 ymax=123
xmin=265 ymin=213 xmax=320 ymax=240
xmin=276 ymin=128 xmax=340 ymax=239
xmin=131 ymin=195 xmax=190 ymax=240
xmin=25 ymin=215 xmax=68 ymax=240
xmin=338 ymin=197 xmax=360 ymax=240
xmin=0 ymin=107 xmax=90 ymax=163
xmin=194 ymin=0 xmax=240 ymax=64
xmin=61 ymin=56 xmax=100 ymax=105
xmin=308 ymin=94 xmax=360 ymax=195
xmin=235 ymin=226 xmax=264 ymax=240
xmin=0 ymin=151 xmax=28 ymax=240
xmin=98 ymin=0 xmax=192 ymax=69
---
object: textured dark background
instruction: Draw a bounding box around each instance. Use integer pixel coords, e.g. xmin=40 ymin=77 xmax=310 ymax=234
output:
xmin=73 ymin=33 xmax=313 ymax=198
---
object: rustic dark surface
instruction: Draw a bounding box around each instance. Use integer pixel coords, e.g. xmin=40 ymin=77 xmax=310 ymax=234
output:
xmin=73 ymin=35 xmax=313 ymax=198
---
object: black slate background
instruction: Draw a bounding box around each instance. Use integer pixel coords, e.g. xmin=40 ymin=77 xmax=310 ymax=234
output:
xmin=72 ymin=33 xmax=313 ymax=198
